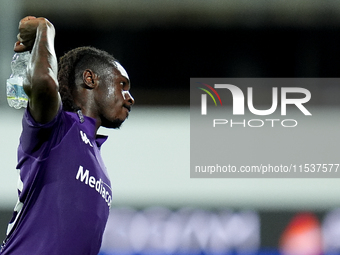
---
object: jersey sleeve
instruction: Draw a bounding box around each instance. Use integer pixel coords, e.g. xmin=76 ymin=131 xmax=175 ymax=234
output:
xmin=19 ymin=104 xmax=63 ymax=159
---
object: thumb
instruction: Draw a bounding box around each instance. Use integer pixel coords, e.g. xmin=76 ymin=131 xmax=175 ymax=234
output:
xmin=14 ymin=41 xmax=27 ymax=52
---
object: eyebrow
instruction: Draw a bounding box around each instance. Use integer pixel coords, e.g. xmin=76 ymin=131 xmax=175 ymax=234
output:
xmin=122 ymin=75 xmax=130 ymax=84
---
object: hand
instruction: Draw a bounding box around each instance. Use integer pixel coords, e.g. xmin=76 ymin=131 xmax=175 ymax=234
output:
xmin=14 ymin=16 xmax=53 ymax=52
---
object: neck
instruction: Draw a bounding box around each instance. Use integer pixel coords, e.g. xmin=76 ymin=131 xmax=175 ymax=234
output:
xmin=77 ymin=108 xmax=101 ymax=135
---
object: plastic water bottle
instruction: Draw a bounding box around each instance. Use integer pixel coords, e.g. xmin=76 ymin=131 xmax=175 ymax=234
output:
xmin=6 ymin=52 xmax=30 ymax=109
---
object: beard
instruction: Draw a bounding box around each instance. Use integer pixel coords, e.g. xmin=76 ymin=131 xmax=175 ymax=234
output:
xmin=101 ymin=116 xmax=125 ymax=129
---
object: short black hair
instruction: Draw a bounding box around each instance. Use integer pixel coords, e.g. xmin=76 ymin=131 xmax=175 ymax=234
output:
xmin=57 ymin=46 xmax=117 ymax=112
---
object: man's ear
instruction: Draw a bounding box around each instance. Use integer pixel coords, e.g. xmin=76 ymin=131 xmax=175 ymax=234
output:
xmin=83 ymin=69 xmax=99 ymax=89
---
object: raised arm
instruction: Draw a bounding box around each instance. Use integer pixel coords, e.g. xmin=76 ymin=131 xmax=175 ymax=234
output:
xmin=14 ymin=16 xmax=61 ymax=123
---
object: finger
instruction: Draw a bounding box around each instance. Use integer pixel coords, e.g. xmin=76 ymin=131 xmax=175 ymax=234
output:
xmin=17 ymin=33 xmax=22 ymax=43
xmin=21 ymin=16 xmax=37 ymax=22
xmin=16 ymin=33 xmax=30 ymax=44
xmin=14 ymin=41 xmax=27 ymax=52
xmin=18 ymin=16 xmax=37 ymax=28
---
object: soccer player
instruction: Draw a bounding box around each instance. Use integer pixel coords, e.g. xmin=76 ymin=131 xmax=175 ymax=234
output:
xmin=0 ymin=16 xmax=134 ymax=255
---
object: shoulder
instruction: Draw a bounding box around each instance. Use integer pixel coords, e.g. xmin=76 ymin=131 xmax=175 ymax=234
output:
xmin=20 ymin=104 xmax=77 ymax=155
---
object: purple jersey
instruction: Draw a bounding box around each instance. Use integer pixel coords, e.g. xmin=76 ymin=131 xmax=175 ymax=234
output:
xmin=1 ymin=106 xmax=112 ymax=255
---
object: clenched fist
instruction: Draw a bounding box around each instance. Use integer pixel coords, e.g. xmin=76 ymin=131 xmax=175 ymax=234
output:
xmin=14 ymin=16 xmax=55 ymax=52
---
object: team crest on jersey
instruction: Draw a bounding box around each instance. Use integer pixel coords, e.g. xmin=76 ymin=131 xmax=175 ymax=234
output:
xmin=80 ymin=130 xmax=93 ymax=147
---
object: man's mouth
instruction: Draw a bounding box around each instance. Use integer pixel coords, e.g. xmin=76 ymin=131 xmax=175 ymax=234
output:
xmin=123 ymin=105 xmax=131 ymax=112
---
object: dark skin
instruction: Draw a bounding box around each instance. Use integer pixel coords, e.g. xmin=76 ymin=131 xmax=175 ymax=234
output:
xmin=15 ymin=16 xmax=134 ymax=134
xmin=76 ymin=67 xmax=134 ymax=131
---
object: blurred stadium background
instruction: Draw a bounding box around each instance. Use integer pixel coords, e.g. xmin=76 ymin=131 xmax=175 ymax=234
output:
xmin=1 ymin=0 xmax=340 ymax=254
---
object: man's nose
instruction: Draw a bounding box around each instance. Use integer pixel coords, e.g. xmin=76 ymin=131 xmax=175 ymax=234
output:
xmin=123 ymin=91 xmax=135 ymax=105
